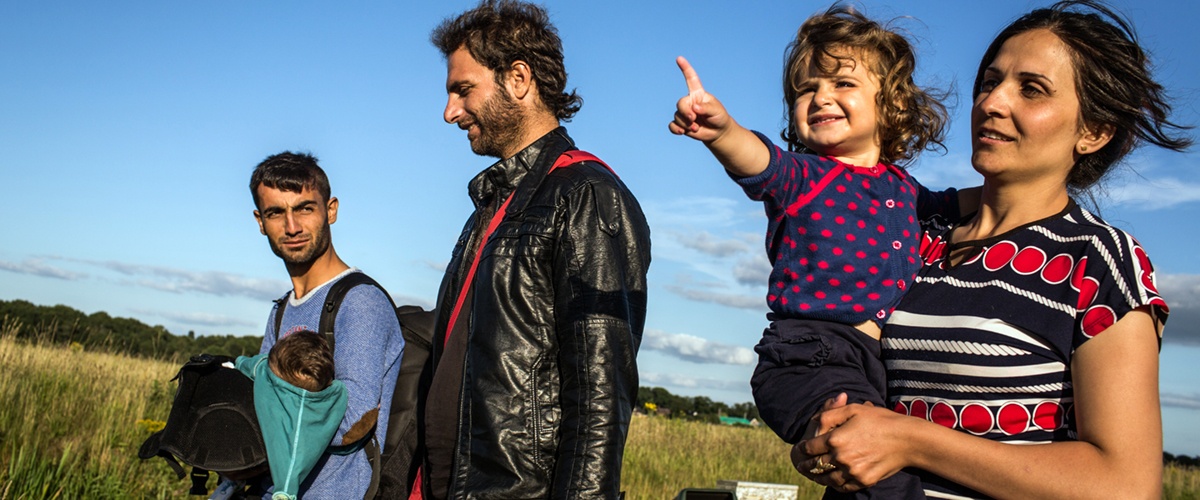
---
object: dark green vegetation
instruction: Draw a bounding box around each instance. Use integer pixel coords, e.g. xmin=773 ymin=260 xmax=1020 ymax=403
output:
xmin=0 ymin=299 xmax=262 ymax=361
xmin=1167 ymin=452 xmax=1200 ymax=468
xmin=637 ymin=386 xmax=761 ymax=424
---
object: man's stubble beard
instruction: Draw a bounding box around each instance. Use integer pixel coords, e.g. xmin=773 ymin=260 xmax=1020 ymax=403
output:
xmin=269 ymin=221 xmax=332 ymax=267
xmin=470 ymin=85 xmax=526 ymax=159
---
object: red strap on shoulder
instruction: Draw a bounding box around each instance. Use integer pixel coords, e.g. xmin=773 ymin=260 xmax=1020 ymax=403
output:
xmin=443 ymin=150 xmax=615 ymax=346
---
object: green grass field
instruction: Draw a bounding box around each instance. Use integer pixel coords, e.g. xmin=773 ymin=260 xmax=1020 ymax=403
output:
xmin=1 ymin=321 xmax=1197 ymax=499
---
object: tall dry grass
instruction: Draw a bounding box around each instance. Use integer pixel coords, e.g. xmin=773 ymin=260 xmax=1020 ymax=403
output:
xmin=0 ymin=318 xmax=1198 ymax=499
xmin=0 ymin=317 xmax=184 ymax=499
xmin=622 ymin=416 xmax=824 ymax=500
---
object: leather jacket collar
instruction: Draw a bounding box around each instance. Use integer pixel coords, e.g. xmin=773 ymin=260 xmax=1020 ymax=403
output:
xmin=466 ymin=127 xmax=575 ymax=211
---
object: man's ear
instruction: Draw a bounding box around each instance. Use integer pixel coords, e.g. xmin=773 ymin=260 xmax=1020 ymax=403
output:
xmin=254 ymin=210 xmax=266 ymax=235
xmin=326 ymin=197 xmax=338 ymax=225
xmin=506 ymin=60 xmax=535 ymax=101
xmin=1077 ymin=122 xmax=1115 ymax=155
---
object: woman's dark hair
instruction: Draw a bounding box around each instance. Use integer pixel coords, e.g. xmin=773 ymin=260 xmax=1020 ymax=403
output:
xmin=431 ymin=0 xmax=582 ymax=121
xmin=269 ymin=330 xmax=335 ymax=393
xmin=973 ymin=0 xmax=1192 ymax=191
xmin=782 ymin=3 xmax=949 ymax=166
xmin=250 ymin=151 xmax=330 ymax=210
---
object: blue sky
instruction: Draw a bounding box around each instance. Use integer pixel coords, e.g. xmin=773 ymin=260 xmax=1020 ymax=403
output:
xmin=2 ymin=0 xmax=1199 ymax=455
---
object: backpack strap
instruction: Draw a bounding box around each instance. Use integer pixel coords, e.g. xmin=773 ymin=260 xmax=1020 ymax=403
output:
xmin=320 ymin=272 xmax=399 ymax=351
xmin=272 ymin=295 xmax=288 ymax=342
xmin=310 ymin=271 xmax=400 ymax=500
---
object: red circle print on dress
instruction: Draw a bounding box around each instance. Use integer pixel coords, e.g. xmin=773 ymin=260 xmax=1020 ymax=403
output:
xmin=960 ymin=403 xmax=993 ymax=435
xmin=1077 ymin=277 xmax=1099 ymax=311
xmin=1033 ymin=402 xmax=1063 ymax=430
xmin=998 ymin=403 xmax=1030 ymax=435
xmin=893 ymin=401 xmax=908 ymax=415
xmin=1041 ymin=254 xmax=1074 ymax=284
xmin=910 ymin=399 xmax=929 ymax=420
xmin=1082 ymin=305 xmax=1116 ymax=338
xmin=1070 ymin=257 xmax=1088 ymax=291
xmin=930 ymin=401 xmax=957 ymax=429
xmin=983 ymin=241 xmax=1019 ymax=271
xmin=1011 ymin=246 xmax=1047 ymax=275
xmin=1134 ymin=246 xmax=1157 ymax=293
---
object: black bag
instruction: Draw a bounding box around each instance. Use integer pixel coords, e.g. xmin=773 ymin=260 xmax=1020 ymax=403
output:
xmin=138 ymin=354 xmax=268 ymax=494
xmin=271 ymin=272 xmax=433 ymax=500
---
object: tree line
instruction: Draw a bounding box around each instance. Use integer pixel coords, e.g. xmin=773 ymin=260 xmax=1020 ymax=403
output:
xmin=636 ymin=386 xmax=760 ymax=425
xmin=3 ymin=298 xmax=763 ymax=426
xmin=0 ymin=299 xmax=262 ymax=361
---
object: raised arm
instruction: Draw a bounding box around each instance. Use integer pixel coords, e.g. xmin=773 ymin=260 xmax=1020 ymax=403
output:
xmin=669 ymin=56 xmax=770 ymax=177
xmin=794 ymin=307 xmax=1162 ymax=499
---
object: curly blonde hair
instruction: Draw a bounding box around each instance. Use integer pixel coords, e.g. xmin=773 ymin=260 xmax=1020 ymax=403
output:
xmin=782 ymin=4 xmax=948 ymax=166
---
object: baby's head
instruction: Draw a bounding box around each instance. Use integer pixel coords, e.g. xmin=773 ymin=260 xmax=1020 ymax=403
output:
xmin=781 ymin=4 xmax=947 ymax=166
xmin=268 ymin=330 xmax=335 ymax=392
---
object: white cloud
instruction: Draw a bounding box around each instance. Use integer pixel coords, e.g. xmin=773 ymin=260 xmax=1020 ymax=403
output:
xmin=0 ymin=259 xmax=87 ymax=280
xmin=1161 ymin=392 xmax=1200 ymax=411
xmin=639 ymin=372 xmax=748 ymax=392
xmin=390 ymin=293 xmax=435 ymax=310
xmin=673 ymin=230 xmax=752 ymax=257
xmin=1158 ymin=274 xmax=1200 ymax=346
xmin=55 ymin=257 xmax=288 ymax=301
xmin=642 ymin=329 xmax=755 ymax=365
xmin=1158 ymin=274 xmax=1200 ymax=308
xmin=643 ymin=197 xmax=744 ymax=227
xmin=130 ymin=309 xmax=258 ymax=328
xmin=664 ymin=285 xmax=765 ymax=310
xmin=732 ymin=254 xmax=772 ymax=287
xmin=1106 ymin=177 xmax=1200 ymax=211
xmin=674 ymin=272 xmax=727 ymax=289
xmin=417 ymin=260 xmax=448 ymax=272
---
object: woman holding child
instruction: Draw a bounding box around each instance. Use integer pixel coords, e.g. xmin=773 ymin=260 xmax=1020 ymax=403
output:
xmin=786 ymin=1 xmax=1191 ymax=499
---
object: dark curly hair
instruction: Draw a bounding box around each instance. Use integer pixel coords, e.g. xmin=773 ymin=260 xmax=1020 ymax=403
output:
xmin=781 ymin=3 xmax=948 ymax=166
xmin=431 ymin=0 xmax=582 ymax=121
xmin=249 ymin=151 xmax=330 ymax=210
xmin=974 ymin=0 xmax=1192 ymax=191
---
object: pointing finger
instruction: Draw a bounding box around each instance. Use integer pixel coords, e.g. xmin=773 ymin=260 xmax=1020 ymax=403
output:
xmin=676 ymin=56 xmax=705 ymax=95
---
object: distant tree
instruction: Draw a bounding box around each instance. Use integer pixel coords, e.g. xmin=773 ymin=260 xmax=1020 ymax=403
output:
xmin=0 ymin=299 xmax=262 ymax=362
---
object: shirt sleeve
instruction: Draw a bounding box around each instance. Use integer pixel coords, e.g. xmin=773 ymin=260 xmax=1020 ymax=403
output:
xmin=1073 ymin=230 xmax=1169 ymax=349
xmin=906 ymin=171 xmax=960 ymax=222
xmin=730 ymin=131 xmax=817 ymax=216
xmin=329 ymin=285 xmax=404 ymax=446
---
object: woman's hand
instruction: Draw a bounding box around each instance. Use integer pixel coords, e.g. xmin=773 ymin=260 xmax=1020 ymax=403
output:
xmin=792 ymin=403 xmax=920 ymax=492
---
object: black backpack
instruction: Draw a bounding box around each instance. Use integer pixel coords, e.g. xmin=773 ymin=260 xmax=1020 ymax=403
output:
xmin=137 ymin=353 xmax=269 ymax=495
xmin=271 ymin=272 xmax=433 ymax=500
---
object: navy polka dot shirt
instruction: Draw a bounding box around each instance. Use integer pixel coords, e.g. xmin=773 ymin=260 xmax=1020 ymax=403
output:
xmin=733 ymin=132 xmax=958 ymax=325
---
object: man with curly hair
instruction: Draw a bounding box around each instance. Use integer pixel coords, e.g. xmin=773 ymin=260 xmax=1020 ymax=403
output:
xmin=422 ymin=2 xmax=651 ymax=499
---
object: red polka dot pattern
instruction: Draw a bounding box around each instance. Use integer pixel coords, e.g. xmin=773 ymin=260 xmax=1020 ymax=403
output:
xmin=734 ymin=137 xmax=943 ymax=325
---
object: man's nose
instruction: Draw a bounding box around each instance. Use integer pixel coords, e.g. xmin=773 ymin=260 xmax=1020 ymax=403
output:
xmin=284 ymin=211 xmax=303 ymax=235
xmin=444 ymin=95 xmax=462 ymax=124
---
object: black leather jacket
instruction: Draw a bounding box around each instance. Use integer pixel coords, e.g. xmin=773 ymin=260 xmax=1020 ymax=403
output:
xmin=429 ymin=128 xmax=650 ymax=499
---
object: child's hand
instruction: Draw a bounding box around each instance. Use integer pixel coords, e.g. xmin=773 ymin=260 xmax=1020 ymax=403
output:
xmin=807 ymin=393 xmax=850 ymax=439
xmin=669 ymin=57 xmax=732 ymax=143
